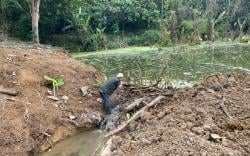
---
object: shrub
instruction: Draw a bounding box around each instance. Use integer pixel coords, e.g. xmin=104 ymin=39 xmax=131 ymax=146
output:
xmin=106 ymin=41 xmax=120 ymax=49
xmin=181 ymin=20 xmax=194 ymax=38
xmin=140 ymin=30 xmax=161 ymax=45
xmin=198 ymin=19 xmax=208 ymax=40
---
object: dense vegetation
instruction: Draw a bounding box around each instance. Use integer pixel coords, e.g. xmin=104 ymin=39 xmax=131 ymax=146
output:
xmin=0 ymin=0 xmax=249 ymax=51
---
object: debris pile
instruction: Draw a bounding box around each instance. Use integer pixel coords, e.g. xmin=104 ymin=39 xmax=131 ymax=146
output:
xmin=101 ymin=73 xmax=250 ymax=156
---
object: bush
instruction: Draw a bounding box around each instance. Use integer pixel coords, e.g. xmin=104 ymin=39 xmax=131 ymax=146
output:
xmin=198 ymin=19 xmax=208 ymax=40
xmin=124 ymin=35 xmax=141 ymax=46
xmin=106 ymin=41 xmax=120 ymax=49
xmin=181 ymin=20 xmax=194 ymax=37
xmin=140 ymin=30 xmax=161 ymax=45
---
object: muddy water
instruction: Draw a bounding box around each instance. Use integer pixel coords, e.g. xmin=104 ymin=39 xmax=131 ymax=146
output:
xmin=41 ymin=130 xmax=105 ymax=156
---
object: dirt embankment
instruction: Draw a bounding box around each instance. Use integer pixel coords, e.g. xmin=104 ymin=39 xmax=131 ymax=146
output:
xmin=110 ymin=73 xmax=250 ymax=155
xmin=0 ymin=46 xmax=104 ymax=155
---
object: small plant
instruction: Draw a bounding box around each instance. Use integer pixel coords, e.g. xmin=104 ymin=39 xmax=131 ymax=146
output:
xmin=44 ymin=75 xmax=64 ymax=96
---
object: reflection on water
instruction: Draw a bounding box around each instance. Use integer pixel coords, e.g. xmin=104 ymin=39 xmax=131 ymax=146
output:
xmin=80 ymin=44 xmax=250 ymax=87
xmin=41 ymin=130 xmax=105 ymax=156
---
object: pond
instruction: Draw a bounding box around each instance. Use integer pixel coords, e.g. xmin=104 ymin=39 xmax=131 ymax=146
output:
xmin=75 ymin=43 xmax=250 ymax=88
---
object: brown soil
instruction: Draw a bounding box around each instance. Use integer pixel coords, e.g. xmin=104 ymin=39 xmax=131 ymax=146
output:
xmin=0 ymin=45 xmax=104 ymax=155
xmin=111 ymin=73 xmax=250 ymax=155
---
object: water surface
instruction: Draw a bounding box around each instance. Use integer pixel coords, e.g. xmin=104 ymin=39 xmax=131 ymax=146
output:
xmin=77 ymin=43 xmax=250 ymax=87
xmin=41 ymin=130 xmax=104 ymax=156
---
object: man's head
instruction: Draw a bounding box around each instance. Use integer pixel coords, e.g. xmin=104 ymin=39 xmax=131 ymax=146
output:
xmin=116 ymin=73 xmax=124 ymax=80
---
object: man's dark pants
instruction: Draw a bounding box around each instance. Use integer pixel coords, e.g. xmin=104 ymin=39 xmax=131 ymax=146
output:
xmin=99 ymin=90 xmax=111 ymax=114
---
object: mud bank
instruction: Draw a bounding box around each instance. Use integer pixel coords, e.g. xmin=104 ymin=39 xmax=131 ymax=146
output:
xmin=0 ymin=46 xmax=104 ymax=155
xmin=106 ymin=73 xmax=250 ymax=155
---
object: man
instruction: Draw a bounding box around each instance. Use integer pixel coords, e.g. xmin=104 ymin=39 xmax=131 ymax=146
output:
xmin=99 ymin=73 xmax=124 ymax=114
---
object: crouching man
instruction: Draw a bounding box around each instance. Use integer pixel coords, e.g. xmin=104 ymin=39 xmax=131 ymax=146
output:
xmin=99 ymin=73 xmax=124 ymax=114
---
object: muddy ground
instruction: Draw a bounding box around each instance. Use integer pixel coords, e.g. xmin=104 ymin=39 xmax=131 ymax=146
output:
xmin=0 ymin=45 xmax=104 ymax=155
xmin=110 ymin=73 xmax=250 ymax=155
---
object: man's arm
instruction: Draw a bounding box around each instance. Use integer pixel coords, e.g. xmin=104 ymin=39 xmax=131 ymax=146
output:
xmin=118 ymin=80 xmax=123 ymax=89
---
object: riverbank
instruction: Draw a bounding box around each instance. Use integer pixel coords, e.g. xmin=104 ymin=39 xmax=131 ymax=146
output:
xmin=0 ymin=45 xmax=104 ymax=155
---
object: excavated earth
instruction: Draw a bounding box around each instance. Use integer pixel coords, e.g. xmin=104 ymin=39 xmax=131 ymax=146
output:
xmin=110 ymin=73 xmax=250 ymax=156
xmin=0 ymin=45 xmax=104 ymax=155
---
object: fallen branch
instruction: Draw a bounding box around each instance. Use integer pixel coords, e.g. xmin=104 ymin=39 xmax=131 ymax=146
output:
xmin=124 ymin=97 xmax=146 ymax=112
xmin=100 ymin=138 xmax=112 ymax=156
xmin=0 ymin=87 xmax=19 ymax=96
xmin=105 ymin=95 xmax=165 ymax=138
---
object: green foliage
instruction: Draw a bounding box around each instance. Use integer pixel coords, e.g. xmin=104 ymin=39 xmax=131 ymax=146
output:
xmin=181 ymin=20 xmax=194 ymax=41
xmin=198 ymin=19 xmax=208 ymax=40
xmin=126 ymin=113 xmax=132 ymax=119
xmin=181 ymin=21 xmax=194 ymax=33
xmin=106 ymin=41 xmax=120 ymax=50
xmin=44 ymin=75 xmax=64 ymax=96
xmin=2 ymin=0 xmax=250 ymax=49
xmin=140 ymin=30 xmax=161 ymax=45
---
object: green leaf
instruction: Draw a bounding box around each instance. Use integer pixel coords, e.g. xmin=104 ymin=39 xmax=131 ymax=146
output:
xmin=44 ymin=75 xmax=56 ymax=83
xmin=126 ymin=113 xmax=131 ymax=119
xmin=56 ymin=78 xmax=65 ymax=87
xmin=84 ymin=15 xmax=91 ymax=27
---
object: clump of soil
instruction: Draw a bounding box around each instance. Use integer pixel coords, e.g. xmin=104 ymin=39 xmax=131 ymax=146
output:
xmin=0 ymin=45 xmax=104 ymax=155
xmin=110 ymin=73 xmax=250 ymax=155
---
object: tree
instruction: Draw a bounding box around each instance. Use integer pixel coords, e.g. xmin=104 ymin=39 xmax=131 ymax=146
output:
xmin=204 ymin=0 xmax=225 ymax=42
xmin=0 ymin=0 xmax=22 ymax=41
xmin=31 ymin=0 xmax=41 ymax=44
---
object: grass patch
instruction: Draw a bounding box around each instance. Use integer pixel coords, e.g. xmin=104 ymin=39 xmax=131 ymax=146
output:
xmin=71 ymin=47 xmax=158 ymax=58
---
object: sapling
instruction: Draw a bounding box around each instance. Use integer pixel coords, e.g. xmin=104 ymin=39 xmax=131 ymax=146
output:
xmin=44 ymin=75 xmax=64 ymax=96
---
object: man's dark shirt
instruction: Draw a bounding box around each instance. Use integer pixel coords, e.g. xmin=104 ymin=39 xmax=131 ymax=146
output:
xmin=100 ymin=77 xmax=120 ymax=95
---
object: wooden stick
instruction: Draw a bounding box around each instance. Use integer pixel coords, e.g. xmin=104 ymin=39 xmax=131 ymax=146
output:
xmin=105 ymin=96 xmax=165 ymax=138
xmin=124 ymin=97 xmax=146 ymax=112
xmin=0 ymin=87 xmax=19 ymax=96
xmin=100 ymin=138 xmax=112 ymax=156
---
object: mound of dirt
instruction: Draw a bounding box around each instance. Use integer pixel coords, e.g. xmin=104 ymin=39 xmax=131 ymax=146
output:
xmin=0 ymin=46 xmax=104 ymax=155
xmin=110 ymin=73 xmax=250 ymax=155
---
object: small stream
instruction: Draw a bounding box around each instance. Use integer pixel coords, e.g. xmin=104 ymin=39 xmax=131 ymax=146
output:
xmin=41 ymin=130 xmax=105 ymax=156
xmin=43 ymin=43 xmax=250 ymax=156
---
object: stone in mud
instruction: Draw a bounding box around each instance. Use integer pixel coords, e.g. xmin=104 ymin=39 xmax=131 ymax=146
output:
xmin=191 ymin=127 xmax=204 ymax=135
xmin=141 ymin=138 xmax=151 ymax=145
xmin=157 ymin=111 xmax=166 ymax=119
xmin=47 ymin=96 xmax=59 ymax=101
xmin=203 ymin=124 xmax=212 ymax=131
xmin=80 ymin=86 xmax=89 ymax=97
xmin=62 ymin=95 xmax=69 ymax=104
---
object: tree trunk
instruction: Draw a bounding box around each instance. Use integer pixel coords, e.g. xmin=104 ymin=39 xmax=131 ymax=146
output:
xmin=31 ymin=0 xmax=41 ymax=44
xmin=208 ymin=18 xmax=215 ymax=42
xmin=169 ymin=12 xmax=177 ymax=44
xmin=0 ymin=8 xmax=8 ymax=41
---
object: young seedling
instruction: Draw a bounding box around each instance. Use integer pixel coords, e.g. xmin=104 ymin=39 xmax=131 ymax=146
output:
xmin=44 ymin=75 xmax=64 ymax=96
